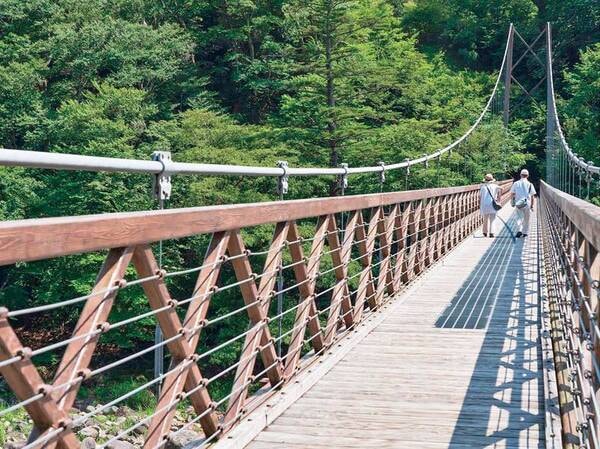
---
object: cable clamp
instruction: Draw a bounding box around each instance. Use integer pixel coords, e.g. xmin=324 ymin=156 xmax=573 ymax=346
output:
xmin=405 ymin=158 xmax=411 ymax=176
xmin=151 ymin=151 xmax=173 ymax=200
xmin=77 ymin=368 xmax=92 ymax=381
xmin=17 ymin=347 xmax=32 ymax=361
xmin=115 ymin=278 xmax=128 ymax=289
xmin=337 ymin=163 xmax=349 ymax=192
xmin=38 ymin=384 xmax=53 ymax=396
xmin=58 ymin=418 xmax=73 ymax=431
xmin=276 ymin=160 xmax=289 ymax=196
xmin=423 ymin=154 xmax=429 ymax=168
xmin=97 ymin=321 xmax=111 ymax=333
xmin=378 ymin=161 xmax=386 ymax=185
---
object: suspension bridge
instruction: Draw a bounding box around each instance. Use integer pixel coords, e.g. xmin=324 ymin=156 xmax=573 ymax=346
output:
xmin=0 ymin=22 xmax=599 ymax=449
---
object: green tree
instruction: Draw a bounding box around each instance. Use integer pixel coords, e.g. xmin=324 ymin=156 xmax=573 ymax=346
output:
xmin=402 ymin=0 xmax=538 ymax=68
xmin=563 ymin=43 xmax=600 ymax=167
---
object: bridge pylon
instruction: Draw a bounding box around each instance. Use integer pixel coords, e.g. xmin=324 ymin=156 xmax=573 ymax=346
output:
xmin=502 ymin=23 xmax=550 ymax=126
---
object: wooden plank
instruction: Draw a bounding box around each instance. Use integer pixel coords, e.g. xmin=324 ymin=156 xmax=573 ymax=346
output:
xmin=375 ymin=204 xmax=397 ymax=301
xmin=284 ymin=218 xmax=328 ymax=374
xmin=132 ymin=245 xmax=220 ymax=445
xmin=0 ymin=318 xmax=79 ymax=449
xmin=53 ymin=247 xmax=134 ymax=409
xmin=325 ymin=212 xmax=358 ymax=338
xmin=144 ymin=232 xmax=229 ymax=441
xmin=225 ymin=228 xmax=286 ymax=425
xmin=352 ymin=209 xmax=379 ymax=318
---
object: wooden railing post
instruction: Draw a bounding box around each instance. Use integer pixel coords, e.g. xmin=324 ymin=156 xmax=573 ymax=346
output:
xmin=376 ymin=205 xmax=398 ymax=301
xmin=324 ymin=212 xmax=358 ymax=342
xmin=224 ymin=226 xmax=287 ymax=426
xmin=284 ymin=218 xmax=328 ymax=375
xmin=393 ymin=202 xmax=410 ymax=293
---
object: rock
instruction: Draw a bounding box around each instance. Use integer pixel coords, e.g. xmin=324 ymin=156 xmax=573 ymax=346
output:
xmin=78 ymin=427 xmax=99 ymax=439
xmin=115 ymin=406 xmax=133 ymax=417
xmin=81 ymin=437 xmax=96 ymax=449
xmin=84 ymin=418 xmax=96 ymax=428
xmin=115 ymin=416 xmax=127 ymax=426
xmin=106 ymin=440 xmax=135 ymax=449
xmin=165 ymin=430 xmax=202 ymax=449
xmin=110 ymin=406 xmax=119 ymax=414
xmin=132 ymin=423 xmax=148 ymax=436
xmin=123 ymin=435 xmax=137 ymax=444
xmin=5 ymin=442 xmax=24 ymax=449
xmin=85 ymin=405 xmax=96 ymax=413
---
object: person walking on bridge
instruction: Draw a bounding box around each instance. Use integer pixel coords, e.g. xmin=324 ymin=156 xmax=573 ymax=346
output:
xmin=480 ymin=174 xmax=501 ymax=238
xmin=511 ymin=169 xmax=536 ymax=238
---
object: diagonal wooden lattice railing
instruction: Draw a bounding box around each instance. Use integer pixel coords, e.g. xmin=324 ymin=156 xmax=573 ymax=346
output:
xmin=539 ymin=181 xmax=600 ymax=448
xmin=0 ymin=181 xmax=512 ymax=449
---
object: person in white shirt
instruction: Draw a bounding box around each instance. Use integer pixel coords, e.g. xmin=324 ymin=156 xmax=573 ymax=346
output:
xmin=510 ymin=169 xmax=536 ymax=238
xmin=479 ymin=173 xmax=501 ymax=238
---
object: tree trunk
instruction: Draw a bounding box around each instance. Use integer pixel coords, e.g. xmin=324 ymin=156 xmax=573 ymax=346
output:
xmin=325 ymin=1 xmax=339 ymax=195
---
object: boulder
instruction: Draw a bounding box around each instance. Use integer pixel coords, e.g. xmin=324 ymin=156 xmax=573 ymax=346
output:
xmin=5 ymin=442 xmax=24 ymax=449
xmin=132 ymin=423 xmax=148 ymax=436
xmin=106 ymin=440 xmax=135 ymax=449
xmin=165 ymin=430 xmax=202 ymax=449
xmin=81 ymin=437 xmax=96 ymax=449
xmin=115 ymin=406 xmax=134 ymax=417
xmin=78 ymin=427 xmax=99 ymax=439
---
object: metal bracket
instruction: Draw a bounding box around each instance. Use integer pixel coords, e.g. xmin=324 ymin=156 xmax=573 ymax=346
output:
xmin=337 ymin=163 xmax=349 ymax=192
xmin=423 ymin=154 xmax=429 ymax=168
xmin=276 ymin=161 xmax=289 ymax=196
xmin=585 ymin=165 xmax=594 ymax=183
xmin=405 ymin=158 xmax=410 ymax=176
xmin=378 ymin=161 xmax=386 ymax=185
xmin=152 ymin=151 xmax=172 ymax=200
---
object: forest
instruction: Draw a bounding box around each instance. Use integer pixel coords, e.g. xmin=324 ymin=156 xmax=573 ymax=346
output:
xmin=0 ymin=0 xmax=599 ymax=444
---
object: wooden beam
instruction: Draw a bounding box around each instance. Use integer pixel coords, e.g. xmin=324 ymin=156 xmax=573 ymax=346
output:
xmin=0 ymin=185 xmax=489 ymax=266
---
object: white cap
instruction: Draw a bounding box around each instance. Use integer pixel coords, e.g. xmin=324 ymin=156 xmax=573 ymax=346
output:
xmin=520 ymin=169 xmax=529 ymax=176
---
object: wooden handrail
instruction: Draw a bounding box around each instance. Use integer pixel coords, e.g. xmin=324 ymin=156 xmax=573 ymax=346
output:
xmin=0 ymin=181 xmax=511 ymax=266
xmin=540 ymin=181 xmax=600 ymax=251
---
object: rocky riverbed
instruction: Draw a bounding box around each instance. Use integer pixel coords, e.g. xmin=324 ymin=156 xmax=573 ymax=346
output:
xmin=2 ymin=405 xmax=212 ymax=449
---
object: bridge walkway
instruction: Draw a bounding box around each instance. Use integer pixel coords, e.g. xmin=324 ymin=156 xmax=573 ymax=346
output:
xmin=241 ymin=205 xmax=545 ymax=449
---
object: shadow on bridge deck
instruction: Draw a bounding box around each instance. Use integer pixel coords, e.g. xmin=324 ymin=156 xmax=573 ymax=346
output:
xmin=440 ymin=210 xmax=544 ymax=448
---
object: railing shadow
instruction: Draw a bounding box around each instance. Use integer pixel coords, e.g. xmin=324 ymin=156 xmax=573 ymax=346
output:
xmin=436 ymin=210 xmax=544 ymax=448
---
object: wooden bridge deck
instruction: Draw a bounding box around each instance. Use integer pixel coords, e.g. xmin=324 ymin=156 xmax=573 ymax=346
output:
xmin=226 ymin=205 xmax=546 ymax=449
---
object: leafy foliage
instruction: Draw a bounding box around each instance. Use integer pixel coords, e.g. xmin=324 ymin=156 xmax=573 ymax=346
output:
xmin=563 ymin=44 xmax=600 ymax=166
